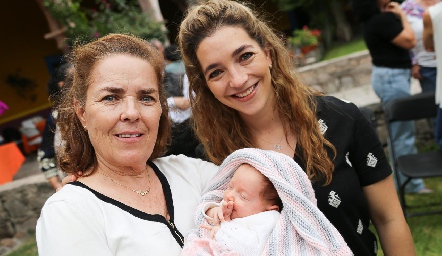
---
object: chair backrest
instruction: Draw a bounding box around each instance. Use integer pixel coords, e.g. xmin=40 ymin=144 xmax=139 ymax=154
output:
xmin=384 ymin=92 xmax=438 ymax=122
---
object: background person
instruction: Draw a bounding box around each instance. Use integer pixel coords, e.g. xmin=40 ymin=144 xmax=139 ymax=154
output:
xmin=179 ymin=0 xmax=415 ymax=255
xmin=163 ymin=44 xmax=200 ymax=158
xmin=423 ymin=1 xmax=442 ymax=149
xmin=401 ymin=0 xmax=440 ymax=131
xmin=37 ymin=62 xmax=72 ymax=190
xmin=352 ymin=0 xmax=433 ymax=194
xmin=36 ymin=34 xmax=218 ymax=255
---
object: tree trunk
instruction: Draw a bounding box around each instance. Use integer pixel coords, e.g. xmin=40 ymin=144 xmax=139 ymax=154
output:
xmin=137 ymin=0 xmax=169 ymax=44
xmin=330 ymin=0 xmax=352 ymax=42
xmin=35 ymin=0 xmax=68 ymax=52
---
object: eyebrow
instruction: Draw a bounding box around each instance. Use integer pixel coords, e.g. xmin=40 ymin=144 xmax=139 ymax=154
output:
xmin=203 ymin=44 xmax=254 ymax=76
xmin=99 ymin=87 xmax=158 ymax=94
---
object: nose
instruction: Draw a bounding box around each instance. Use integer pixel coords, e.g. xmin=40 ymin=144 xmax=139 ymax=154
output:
xmin=224 ymin=190 xmax=235 ymax=201
xmin=120 ymin=97 xmax=141 ymax=122
xmin=228 ymin=65 xmax=247 ymax=88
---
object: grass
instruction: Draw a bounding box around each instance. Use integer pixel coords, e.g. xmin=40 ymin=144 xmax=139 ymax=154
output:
xmin=322 ymin=38 xmax=367 ymax=61
xmin=371 ymin=177 xmax=442 ymax=256
xmin=6 ymin=239 xmax=37 ymax=256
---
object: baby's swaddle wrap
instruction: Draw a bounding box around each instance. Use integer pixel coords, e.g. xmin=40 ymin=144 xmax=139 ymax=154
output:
xmin=182 ymin=148 xmax=352 ymax=256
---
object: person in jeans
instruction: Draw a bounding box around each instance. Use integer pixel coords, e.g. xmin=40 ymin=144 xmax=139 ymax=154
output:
xmin=423 ymin=1 xmax=442 ymax=149
xmin=401 ymin=0 xmax=440 ymax=131
xmin=353 ymin=0 xmax=432 ymax=194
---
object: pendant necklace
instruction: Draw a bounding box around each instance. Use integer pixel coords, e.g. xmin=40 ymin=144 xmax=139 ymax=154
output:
xmin=256 ymin=133 xmax=285 ymax=151
xmin=101 ymin=168 xmax=151 ymax=196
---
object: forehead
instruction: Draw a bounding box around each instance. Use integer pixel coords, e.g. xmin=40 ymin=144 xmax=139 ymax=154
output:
xmin=233 ymin=164 xmax=263 ymax=181
xmin=89 ymin=54 xmax=158 ymax=86
xmin=199 ymin=26 xmax=255 ymax=51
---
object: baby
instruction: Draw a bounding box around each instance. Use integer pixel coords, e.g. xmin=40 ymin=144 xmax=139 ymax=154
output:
xmin=182 ymin=148 xmax=352 ymax=256
xmin=201 ymin=163 xmax=282 ymax=255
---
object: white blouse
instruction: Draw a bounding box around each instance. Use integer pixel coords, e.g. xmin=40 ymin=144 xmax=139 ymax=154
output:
xmin=36 ymin=155 xmax=218 ymax=256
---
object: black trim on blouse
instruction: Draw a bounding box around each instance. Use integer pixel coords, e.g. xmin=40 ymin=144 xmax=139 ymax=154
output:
xmin=71 ymin=160 xmax=184 ymax=247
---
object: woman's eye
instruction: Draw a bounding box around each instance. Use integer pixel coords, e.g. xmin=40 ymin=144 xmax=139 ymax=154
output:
xmin=140 ymin=95 xmax=154 ymax=103
xmin=103 ymin=95 xmax=117 ymax=102
xmin=240 ymin=52 xmax=254 ymax=62
xmin=208 ymin=69 xmax=222 ymax=79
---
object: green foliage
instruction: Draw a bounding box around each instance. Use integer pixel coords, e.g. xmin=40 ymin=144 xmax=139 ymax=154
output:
xmin=6 ymin=239 xmax=37 ymax=256
xmin=322 ymin=38 xmax=367 ymax=60
xmin=43 ymin=0 xmax=165 ymax=47
xmin=288 ymin=26 xmax=321 ymax=48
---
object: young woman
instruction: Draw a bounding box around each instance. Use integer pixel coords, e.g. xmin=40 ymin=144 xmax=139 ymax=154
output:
xmin=179 ymin=0 xmax=415 ymax=255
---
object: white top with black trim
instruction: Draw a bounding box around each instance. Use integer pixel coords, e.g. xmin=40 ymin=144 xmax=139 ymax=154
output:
xmin=36 ymin=154 xmax=218 ymax=256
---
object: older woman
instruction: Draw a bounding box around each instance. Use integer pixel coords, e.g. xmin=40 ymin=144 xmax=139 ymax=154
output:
xmin=36 ymin=34 xmax=218 ymax=255
xmin=179 ymin=0 xmax=415 ymax=255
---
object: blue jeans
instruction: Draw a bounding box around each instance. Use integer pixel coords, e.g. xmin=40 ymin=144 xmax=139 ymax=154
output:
xmin=419 ymin=66 xmax=437 ymax=130
xmin=371 ymin=66 xmax=426 ymax=193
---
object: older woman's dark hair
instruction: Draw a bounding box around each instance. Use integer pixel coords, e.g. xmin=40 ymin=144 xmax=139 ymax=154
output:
xmin=164 ymin=44 xmax=181 ymax=62
xmin=57 ymin=34 xmax=170 ymax=175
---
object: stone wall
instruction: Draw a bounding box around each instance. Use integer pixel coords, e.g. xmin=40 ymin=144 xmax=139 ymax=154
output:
xmin=0 ymin=174 xmax=53 ymax=255
xmin=298 ymin=50 xmax=372 ymax=94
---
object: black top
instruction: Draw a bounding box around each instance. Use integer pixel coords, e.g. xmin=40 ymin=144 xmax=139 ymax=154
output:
xmin=294 ymin=96 xmax=392 ymax=255
xmin=363 ymin=12 xmax=412 ymax=68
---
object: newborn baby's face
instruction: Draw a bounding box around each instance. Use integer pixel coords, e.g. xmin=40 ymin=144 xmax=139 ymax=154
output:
xmin=223 ymin=164 xmax=272 ymax=219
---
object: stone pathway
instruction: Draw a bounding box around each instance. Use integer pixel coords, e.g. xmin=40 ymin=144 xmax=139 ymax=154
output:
xmin=329 ymin=78 xmax=421 ymax=107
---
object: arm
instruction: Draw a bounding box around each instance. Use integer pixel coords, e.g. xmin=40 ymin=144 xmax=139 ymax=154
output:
xmin=387 ymin=2 xmax=417 ymax=49
xmin=423 ymin=10 xmax=435 ymax=51
xmin=363 ymin=175 xmax=416 ymax=256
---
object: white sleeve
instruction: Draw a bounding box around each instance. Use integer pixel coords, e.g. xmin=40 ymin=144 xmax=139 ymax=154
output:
xmin=182 ymin=74 xmax=190 ymax=99
xmin=36 ymin=199 xmax=113 ymax=256
xmin=167 ymin=97 xmax=176 ymax=108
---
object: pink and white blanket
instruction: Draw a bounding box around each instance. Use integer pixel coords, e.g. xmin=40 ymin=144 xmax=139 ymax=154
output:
xmin=182 ymin=148 xmax=352 ymax=256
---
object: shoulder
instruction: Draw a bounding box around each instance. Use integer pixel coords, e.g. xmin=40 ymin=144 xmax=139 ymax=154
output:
xmin=429 ymin=2 xmax=442 ymax=16
xmin=315 ymin=96 xmax=361 ymax=118
xmin=41 ymin=183 xmax=100 ymax=215
xmin=153 ymin=155 xmax=218 ymax=172
xmin=152 ymin=155 xmax=218 ymax=184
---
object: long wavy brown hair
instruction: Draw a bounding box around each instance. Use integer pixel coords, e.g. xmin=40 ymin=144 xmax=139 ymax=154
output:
xmin=57 ymin=34 xmax=170 ymax=175
xmin=179 ymin=0 xmax=336 ymax=184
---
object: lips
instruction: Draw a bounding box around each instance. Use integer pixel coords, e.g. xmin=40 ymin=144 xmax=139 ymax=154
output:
xmin=233 ymin=84 xmax=257 ymax=98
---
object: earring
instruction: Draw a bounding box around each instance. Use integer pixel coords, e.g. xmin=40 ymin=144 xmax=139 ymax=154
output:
xmin=83 ymin=125 xmax=87 ymax=131
xmin=269 ymin=64 xmax=272 ymax=70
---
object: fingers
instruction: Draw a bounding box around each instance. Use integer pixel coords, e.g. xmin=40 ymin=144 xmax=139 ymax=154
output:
xmin=61 ymin=174 xmax=78 ymax=186
xmin=222 ymin=200 xmax=234 ymax=221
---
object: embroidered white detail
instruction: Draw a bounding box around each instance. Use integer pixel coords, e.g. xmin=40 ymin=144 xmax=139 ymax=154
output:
xmin=318 ymin=119 xmax=328 ymax=134
xmin=367 ymin=153 xmax=378 ymax=167
xmin=328 ymin=191 xmax=341 ymax=208
xmin=345 ymin=152 xmax=352 ymax=167
xmin=357 ymin=219 xmax=363 ymax=234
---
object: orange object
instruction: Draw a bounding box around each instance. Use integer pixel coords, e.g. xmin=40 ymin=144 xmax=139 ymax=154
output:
xmin=0 ymin=142 xmax=25 ymax=185
xmin=21 ymin=119 xmax=46 ymax=154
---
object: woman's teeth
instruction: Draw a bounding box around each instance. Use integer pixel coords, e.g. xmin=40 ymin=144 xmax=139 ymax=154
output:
xmin=235 ymin=85 xmax=255 ymax=98
xmin=118 ymin=134 xmax=141 ymax=138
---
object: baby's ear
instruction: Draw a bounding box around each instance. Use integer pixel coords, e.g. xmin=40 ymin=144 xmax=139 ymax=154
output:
xmin=267 ymin=205 xmax=279 ymax=212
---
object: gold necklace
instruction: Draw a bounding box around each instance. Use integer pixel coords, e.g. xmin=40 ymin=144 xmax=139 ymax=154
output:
xmin=100 ymin=169 xmax=151 ymax=196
